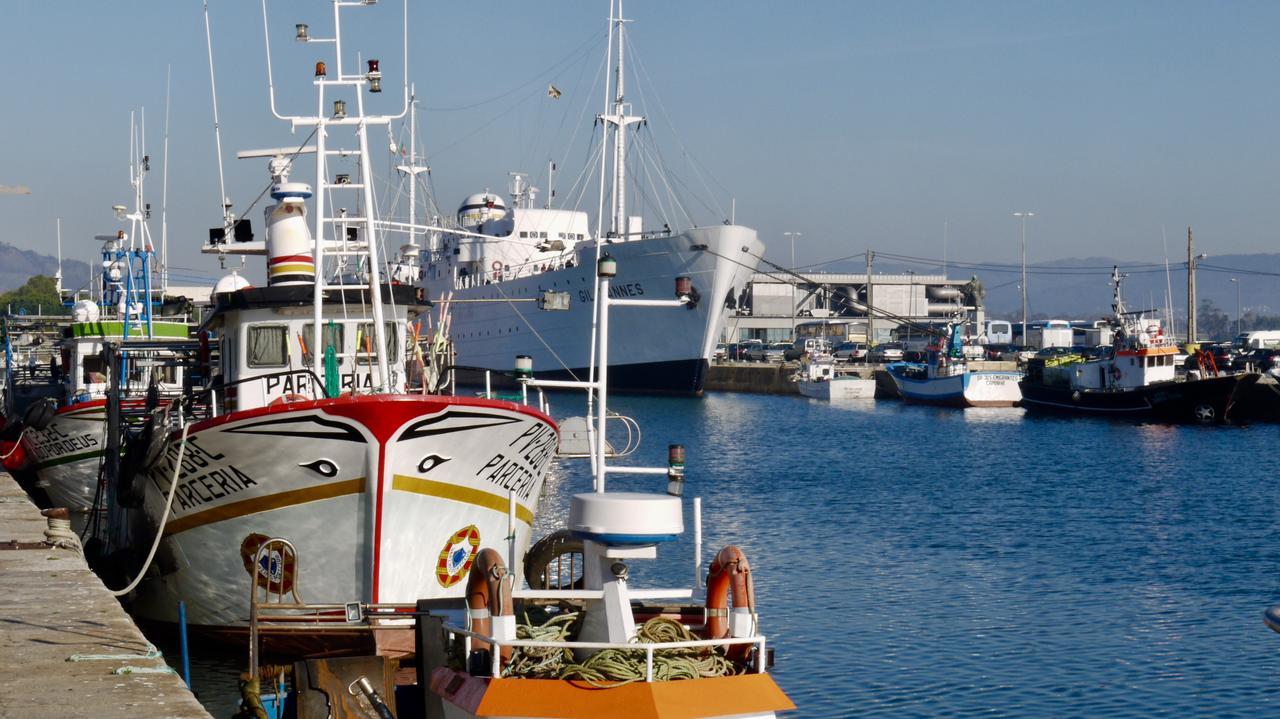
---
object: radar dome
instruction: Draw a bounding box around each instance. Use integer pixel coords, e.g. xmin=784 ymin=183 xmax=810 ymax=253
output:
xmin=72 ymin=299 xmax=100 ymax=323
xmin=213 ymin=272 xmax=252 ymax=295
xmin=457 ymin=192 xmax=507 ymax=228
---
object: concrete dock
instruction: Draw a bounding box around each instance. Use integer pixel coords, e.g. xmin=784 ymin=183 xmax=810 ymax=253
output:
xmin=0 ymin=474 xmax=212 ymax=718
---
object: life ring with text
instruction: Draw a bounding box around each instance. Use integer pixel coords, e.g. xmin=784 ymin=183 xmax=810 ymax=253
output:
xmin=436 ymin=524 xmax=482 ymax=588
xmin=1110 ymin=365 xmax=1122 ymax=381
xmin=706 ymin=545 xmax=756 ymax=662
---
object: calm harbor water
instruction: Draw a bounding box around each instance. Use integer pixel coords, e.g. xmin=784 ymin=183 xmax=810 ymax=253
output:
xmin=174 ymin=391 xmax=1280 ymax=717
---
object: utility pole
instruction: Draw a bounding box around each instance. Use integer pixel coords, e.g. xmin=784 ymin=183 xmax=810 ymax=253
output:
xmin=1231 ymin=277 xmax=1241 ymax=336
xmin=784 ymin=231 xmax=801 ymax=338
xmin=1187 ymin=227 xmax=1197 ymax=344
xmin=865 ymin=250 xmax=875 ymax=346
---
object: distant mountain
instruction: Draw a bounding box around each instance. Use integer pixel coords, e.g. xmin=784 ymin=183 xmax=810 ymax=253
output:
xmin=0 ymin=242 xmax=90 ymax=296
xmin=817 ymin=253 xmax=1280 ymax=323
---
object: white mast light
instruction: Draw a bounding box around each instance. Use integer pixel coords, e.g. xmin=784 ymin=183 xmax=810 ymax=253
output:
xmin=295 ymin=23 xmax=309 ymax=41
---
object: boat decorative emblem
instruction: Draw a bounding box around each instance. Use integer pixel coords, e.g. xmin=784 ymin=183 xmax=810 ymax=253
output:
xmin=436 ymin=524 xmax=482 ymax=588
xmin=240 ymin=533 xmax=297 ymax=593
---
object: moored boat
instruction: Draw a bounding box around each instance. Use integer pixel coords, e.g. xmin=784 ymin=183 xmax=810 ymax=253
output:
xmin=1018 ymin=267 xmax=1257 ymax=424
xmin=886 ymin=324 xmax=1021 ymax=407
xmin=794 ymin=358 xmax=875 ymax=400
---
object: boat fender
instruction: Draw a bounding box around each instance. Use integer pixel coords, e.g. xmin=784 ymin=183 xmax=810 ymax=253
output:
xmin=522 ymin=529 xmax=585 ymax=590
xmin=466 ymin=548 xmax=515 ymax=666
xmin=706 ymin=545 xmax=757 ymax=662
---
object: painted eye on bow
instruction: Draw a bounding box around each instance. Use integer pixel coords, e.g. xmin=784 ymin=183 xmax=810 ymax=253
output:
xmin=418 ymin=454 xmax=451 ymax=473
xmin=299 ymin=459 xmax=338 ymax=478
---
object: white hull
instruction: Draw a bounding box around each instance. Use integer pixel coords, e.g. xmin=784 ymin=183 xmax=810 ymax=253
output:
xmin=890 ymin=366 xmax=1022 ymax=407
xmin=24 ymin=401 xmax=107 ymax=518
xmin=423 ymin=227 xmax=761 ymax=393
xmin=796 ymin=376 xmax=876 ymax=400
xmin=131 ymin=395 xmax=557 ymax=629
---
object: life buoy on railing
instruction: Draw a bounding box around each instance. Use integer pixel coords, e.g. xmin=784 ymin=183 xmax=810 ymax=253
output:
xmin=268 ymin=393 xmax=309 ymax=407
xmin=706 ymin=545 xmax=756 ymax=662
xmin=491 ymin=260 xmax=503 ymax=281
xmin=466 ymin=548 xmax=514 ymax=663
xmin=1110 ymin=365 xmax=1122 ymax=381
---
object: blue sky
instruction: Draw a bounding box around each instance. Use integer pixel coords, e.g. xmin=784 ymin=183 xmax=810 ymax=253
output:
xmin=2 ymin=1 xmax=1278 ymax=290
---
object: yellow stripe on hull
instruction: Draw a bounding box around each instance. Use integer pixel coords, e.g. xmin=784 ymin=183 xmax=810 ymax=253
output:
xmin=391 ymin=474 xmax=533 ymax=525
xmin=163 ymin=477 xmax=366 ymax=536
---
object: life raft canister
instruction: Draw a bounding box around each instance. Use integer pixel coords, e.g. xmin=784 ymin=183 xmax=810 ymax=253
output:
xmin=706 ymin=545 xmax=757 ymax=662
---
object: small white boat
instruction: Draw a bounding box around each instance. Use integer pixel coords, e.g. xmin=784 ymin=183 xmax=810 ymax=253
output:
xmin=886 ymin=324 xmax=1021 ymax=408
xmin=794 ymin=360 xmax=875 ymax=400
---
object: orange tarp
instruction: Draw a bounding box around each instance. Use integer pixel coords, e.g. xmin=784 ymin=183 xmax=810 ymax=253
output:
xmin=471 ymin=673 xmax=795 ymax=718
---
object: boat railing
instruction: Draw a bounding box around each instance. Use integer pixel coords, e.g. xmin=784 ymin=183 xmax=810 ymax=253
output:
xmin=438 ymin=620 xmax=769 ymax=681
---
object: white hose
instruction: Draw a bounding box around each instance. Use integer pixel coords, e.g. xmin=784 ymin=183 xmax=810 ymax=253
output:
xmin=0 ymin=427 xmax=28 ymax=460
xmin=111 ymin=421 xmax=189 ymax=597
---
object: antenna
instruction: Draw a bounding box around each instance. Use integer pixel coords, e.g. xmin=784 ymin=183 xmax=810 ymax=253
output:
xmin=55 ymin=218 xmax=62 ymax=295
xmin=204 ymin=1 xmax=231 ymax=230
xmin=160 ymin=65 xmax=172 ymax=292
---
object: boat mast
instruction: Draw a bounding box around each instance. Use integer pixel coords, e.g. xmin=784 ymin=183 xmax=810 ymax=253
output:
xmin=600 ymin=1 xmax=643 ymax=238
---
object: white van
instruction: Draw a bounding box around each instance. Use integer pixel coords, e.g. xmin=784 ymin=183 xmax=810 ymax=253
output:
xmin=1233 ymin=331 xmax=1280 ymax=350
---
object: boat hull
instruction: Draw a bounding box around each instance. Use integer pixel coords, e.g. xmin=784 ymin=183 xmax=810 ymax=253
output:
xmin=1018 ymin=373 xmax=1257 ymax=424
xmin=22 ymin=400 xmax=107 ymax=519
xmin=425 ymin=226 xmax=762 ymax=395
xmin=887 ymin=366 xmax=1022 ymax=407
xmin=130 ymin=394 xmax=557 ymax=636
xmin=796 ymin=376 xmax=875 ymax=400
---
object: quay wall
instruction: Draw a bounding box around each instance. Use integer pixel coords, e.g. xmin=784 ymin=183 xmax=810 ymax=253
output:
xmin=0 ymin=473 xmax=212 ymax=719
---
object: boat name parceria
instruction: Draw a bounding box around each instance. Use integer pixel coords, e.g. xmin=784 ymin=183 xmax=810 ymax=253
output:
xmin=149 ymin=439 xmax=259 ymax=512
xmin=474 ymin=422 xmax=557 ymax=501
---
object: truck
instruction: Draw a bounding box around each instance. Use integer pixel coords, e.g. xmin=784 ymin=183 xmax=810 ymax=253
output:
xmin=1232 ymin=331 xmax=1280 ymax=350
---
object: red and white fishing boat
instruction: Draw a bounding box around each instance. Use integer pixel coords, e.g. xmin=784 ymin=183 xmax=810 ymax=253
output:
xmin=127 ymin=4 xmax=558 ymax=643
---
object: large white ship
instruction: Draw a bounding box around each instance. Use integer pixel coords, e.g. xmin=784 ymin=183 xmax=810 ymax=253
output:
xmin=418 ymin=7 xmax=762 ymax=395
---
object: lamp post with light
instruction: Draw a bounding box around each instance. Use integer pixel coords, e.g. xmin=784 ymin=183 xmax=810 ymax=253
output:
xmin=784 ymin=231 xmax=801 ymax=338
xmin=1013 ymin=212 xmax=1034 ymax=345
xmin=1231 ymin=277 xmax=1241 ymax=336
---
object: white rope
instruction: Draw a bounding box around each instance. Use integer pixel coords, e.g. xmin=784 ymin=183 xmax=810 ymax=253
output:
xmin=0 ymin=427 xmax=27 ymax=460
xmin=110 ymin=420 xmax=189 ymax=597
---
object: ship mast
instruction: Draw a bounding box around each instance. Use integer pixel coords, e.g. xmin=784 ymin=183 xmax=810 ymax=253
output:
xmin=598 ymin=0 xmax=643 ymax=238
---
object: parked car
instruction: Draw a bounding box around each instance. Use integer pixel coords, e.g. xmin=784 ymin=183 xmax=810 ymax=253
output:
xmin=761 ymin=342 xmax=791 ymax=363
xmin=833 ymin=341 xmax=868 ymax=362
xmin=984 ymin=343 xmax=1016 ymax=361
xmin=1232 ymin=347 xmax=1280 ymax=372
xmin=740 ymin=339 xmax=765 ymax=361
xmin=866 ymin=342 xmax=904 ymax=363
xmin=712 ymin=343 xmax=728 ymax=362
xmin=998 ymin=346 xmax=1037 ymax=363
xmin=785 ymin=337 xmax=832 ymax=361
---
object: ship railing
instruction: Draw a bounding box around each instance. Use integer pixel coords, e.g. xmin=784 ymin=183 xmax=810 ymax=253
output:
xmin=439 ymin=619 xmax=770 ymax=682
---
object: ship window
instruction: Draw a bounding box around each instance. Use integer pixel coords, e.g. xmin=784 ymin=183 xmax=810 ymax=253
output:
xmin=355 ymin=322 xmax=398 ymax=365
xmin=520 ymin=231 xmax=529 ymax=238
xmin=302 ymin=323 xmax=345 ymax=365
xmin=247 ymin=325 xmax=289 ymax=367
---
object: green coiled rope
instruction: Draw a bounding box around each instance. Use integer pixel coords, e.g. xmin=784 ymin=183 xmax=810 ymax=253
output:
xmin=503 ymin=613 xmax=740 ymax=687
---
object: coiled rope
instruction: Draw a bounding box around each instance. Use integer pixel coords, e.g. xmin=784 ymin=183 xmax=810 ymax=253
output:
xmin=503 ymin=614 xmax=739 ymax=687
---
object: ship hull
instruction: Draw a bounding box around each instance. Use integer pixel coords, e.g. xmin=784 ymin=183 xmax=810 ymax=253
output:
xmin=796 ymin=377 xmax=876 ymax=400
xmin=129 ymin=394 xmax=557 ymax=640
xmin=425 ymin=227 xmax=762 ymax=395
xmin=22 ymin=400 xmax=108 ymax=521
xmin=1018 ymin=373 xmax=1257 ymax=424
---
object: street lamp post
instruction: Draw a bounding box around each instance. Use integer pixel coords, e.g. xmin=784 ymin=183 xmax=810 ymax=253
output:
xmin=1013 ymin=212 xmax=1034 ymax=345
xmin=1231 ymin=277 xmax=1241 ymax=336
xmin=784 ymin=231 xmax=801 ymax=338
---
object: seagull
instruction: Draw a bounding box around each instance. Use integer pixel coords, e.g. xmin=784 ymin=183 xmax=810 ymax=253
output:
xmin=547 ymin=84 xmax=562 ymax=100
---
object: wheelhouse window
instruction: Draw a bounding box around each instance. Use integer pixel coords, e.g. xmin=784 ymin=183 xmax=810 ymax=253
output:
xmin=302 ymin=322 xmax=345 ymax=366
xmin=356 ymin=322 xmax=398 ymax=365
xmin=247 ymin=325 xmax=289 ymax=368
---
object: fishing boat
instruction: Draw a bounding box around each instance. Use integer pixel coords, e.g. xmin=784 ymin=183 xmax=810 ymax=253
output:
xmin=885 ymin=324 xmax=1022 ymax=407
xmin=1018 ymin=267 xmax=1257 ymax=423
xmin=416 ymin=2 xmax=762 ymax=396
xmin=125 ymin=2 xmax=558 ymax=647
xmin=5 ymin=145 xmax=194 ymax=528
xmin=793 ymin=358 xmax=875 ymax=400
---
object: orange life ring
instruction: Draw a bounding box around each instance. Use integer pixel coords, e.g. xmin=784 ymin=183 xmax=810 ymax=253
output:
xmin=706 ymin=545 xmax=756 ymax=662
xmin=268 ymin=393 xmax=309 ymax=406
xmin=465 ymin=548 xmax=514 ymax=663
